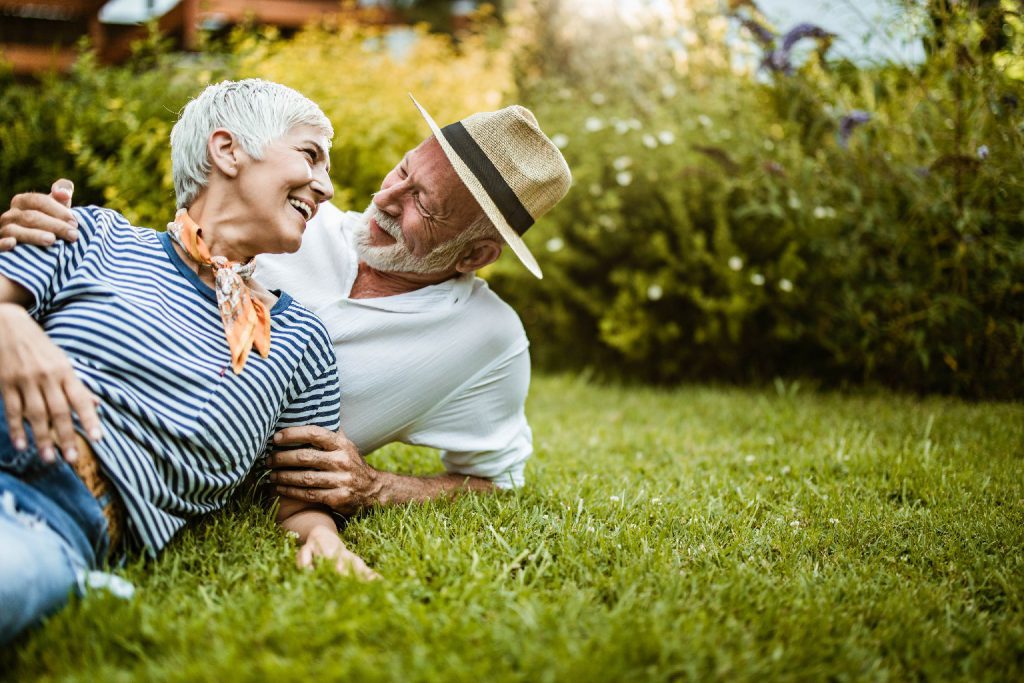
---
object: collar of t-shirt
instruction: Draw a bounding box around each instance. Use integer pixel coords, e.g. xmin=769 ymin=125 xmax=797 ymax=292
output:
xmin=345 ymin=270 xmax=476 ymax=313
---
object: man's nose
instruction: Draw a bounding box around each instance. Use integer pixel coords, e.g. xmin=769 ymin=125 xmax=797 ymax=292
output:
xmin=372 ymin=180 xmax=407 ymax=215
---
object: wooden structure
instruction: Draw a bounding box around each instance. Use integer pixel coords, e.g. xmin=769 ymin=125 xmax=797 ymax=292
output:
xmin=0 ymin=0 xmax=401 ymax=76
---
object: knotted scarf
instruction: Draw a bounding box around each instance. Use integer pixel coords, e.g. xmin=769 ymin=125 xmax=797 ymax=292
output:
xmin=167 ymin=208 xmax=271 ymax=374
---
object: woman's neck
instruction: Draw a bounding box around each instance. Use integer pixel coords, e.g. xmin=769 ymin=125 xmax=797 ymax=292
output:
xmin=185 ymin=195 xmax=254 ymax=264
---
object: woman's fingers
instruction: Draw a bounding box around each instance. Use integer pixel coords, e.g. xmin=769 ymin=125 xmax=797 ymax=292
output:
xmin=20 ymin=384 xmax=54 ymax=463
xmin=296 ymin=543 xmax=314 ymax=568
xmin=2 ymin=387 xmax=27 ymax=450
xmin=64 ymin=375 xmax=102 ymax=442
xmin=338 ymin=552 xmax=381 ymax=581
xmin=43 ymin=378 xmax=79 ymax=463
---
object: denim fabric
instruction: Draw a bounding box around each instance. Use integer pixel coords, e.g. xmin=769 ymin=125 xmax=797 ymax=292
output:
xmin=0 ymin=398 xmax=109 ymax=644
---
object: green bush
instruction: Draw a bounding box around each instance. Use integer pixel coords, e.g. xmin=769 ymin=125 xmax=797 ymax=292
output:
xmin=0 ymin=32 xmax=236 ymax=227
xmin=1 ymin=3 xmax=1020 ymax=398
xmin=485 ymin=0 xmax=1024 ymax=398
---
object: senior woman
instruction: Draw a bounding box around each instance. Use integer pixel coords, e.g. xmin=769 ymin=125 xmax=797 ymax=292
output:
xmin=0 ymin=79 xmax=371 ymax=644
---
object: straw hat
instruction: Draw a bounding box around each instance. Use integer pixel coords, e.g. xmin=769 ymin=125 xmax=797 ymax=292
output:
xmin=409 ymin=95 xmax=571 ymax=279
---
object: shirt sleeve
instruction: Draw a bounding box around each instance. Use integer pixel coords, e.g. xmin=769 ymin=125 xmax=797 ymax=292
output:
xmin=0 ymin=205 xmax=107 ymax=318
xmin=409 ymin=344 xmax=534 ymax=489
xmin=274 ymin=322 xmax=342 ymax=433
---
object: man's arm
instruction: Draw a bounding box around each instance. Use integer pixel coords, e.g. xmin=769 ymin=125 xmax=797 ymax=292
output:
xmin=0 ymin=180 xmax=79 ymax=252
xmin=265 ymin=426 xmax=496 ymax=515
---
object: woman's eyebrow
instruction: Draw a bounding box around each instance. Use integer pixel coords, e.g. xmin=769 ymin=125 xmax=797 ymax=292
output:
xmin=302 ymin=140 xmax=328 ymax=160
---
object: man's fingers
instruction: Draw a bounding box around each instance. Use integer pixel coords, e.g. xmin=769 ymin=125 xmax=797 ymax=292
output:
xmin=266 ymin=447 xmax=331 ymax=470
xmin=51 ymin=179 xmax=74 ymax=208
xmin=42 ymin=380 xmax=78 ymax=464
xmin=274 ymin=485 xmax=325 ymax=503
xmin=0 ymin=236 xmax=14 ymax=252
xmin=64 ymin=377 xmax=102 ymax=442
xmin=3 ymin=193 xmax=78 ymax=241
xmin=272 ymin=424 xmax=346 ymax=450
xmin=0 ymin=223 xmax=57 ymax=248
xmin=269 ymin=469 xmax=339 ymax=489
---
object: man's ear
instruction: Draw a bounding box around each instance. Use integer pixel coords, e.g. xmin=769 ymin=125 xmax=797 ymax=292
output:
xmin=455 ymin=238 xmax=502 ymax=274
xmin=208 ymin=129 xmax=241 ymax=178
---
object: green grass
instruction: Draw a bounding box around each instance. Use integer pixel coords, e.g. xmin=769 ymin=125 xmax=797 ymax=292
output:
xmin=3 ymin=375 xmax=1022 ymax=681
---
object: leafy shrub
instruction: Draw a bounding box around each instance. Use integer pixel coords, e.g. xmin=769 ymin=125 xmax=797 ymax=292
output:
xmin=0 ymin=32 xmax=235 ymax=227
xmin=485 ymin=0 xmax=1024 ymax=398
xmin=1 ymin=2 xmax=1020 ymax=398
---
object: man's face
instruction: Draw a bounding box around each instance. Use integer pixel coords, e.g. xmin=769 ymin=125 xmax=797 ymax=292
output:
xmin=355 ymin=137 xmax=483 ymax=274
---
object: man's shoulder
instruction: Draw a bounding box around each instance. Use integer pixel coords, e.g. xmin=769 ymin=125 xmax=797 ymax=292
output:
xmin=453 ymin=277 xmax=528 ymax=356
xmin=309 ymin=202 xmax=362 ymax=232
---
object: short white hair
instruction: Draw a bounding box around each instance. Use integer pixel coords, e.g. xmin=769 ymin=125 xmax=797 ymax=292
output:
xmin=170 ymin=79 xmax=334 ymax=208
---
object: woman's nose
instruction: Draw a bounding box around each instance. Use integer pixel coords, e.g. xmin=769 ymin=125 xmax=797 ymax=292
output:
xmin=312 ymin=167 xmax=334 ymax=202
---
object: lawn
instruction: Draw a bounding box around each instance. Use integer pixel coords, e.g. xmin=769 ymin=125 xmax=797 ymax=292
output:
xmin=3 ymin=375 xmax=1022 ymax=681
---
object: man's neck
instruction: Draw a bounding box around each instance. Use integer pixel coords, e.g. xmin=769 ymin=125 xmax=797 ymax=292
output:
xmin=349 ymin=262 xmax=459 ymax=299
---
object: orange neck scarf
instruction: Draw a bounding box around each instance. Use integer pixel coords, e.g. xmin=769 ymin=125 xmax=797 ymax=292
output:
xmin=168 ymin=208 xmax=271 ymax=374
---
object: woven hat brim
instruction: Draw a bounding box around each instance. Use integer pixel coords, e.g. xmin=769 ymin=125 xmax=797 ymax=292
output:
xmin=409 ymin=95 xmax=543 ymax=279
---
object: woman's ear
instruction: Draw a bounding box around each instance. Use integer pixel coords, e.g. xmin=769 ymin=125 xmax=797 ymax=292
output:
xmin=208 ymin=129 xmax=240 ymax=178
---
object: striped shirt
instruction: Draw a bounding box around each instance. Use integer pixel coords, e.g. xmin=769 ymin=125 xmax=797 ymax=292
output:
xmin=0 ymin=206 xmax=341 ymax=555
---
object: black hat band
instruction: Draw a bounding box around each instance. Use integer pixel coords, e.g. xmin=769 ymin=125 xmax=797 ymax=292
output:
xmin=441 ymin=121 xmax=535 ymax=235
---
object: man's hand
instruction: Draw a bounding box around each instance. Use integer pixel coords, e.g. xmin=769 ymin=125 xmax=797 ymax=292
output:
xmin=296 ymin=526 xmax=380 ymax=580
xmin=0 ymin=180 xmax=78 ymax=252
xmin=267 ymin=426 xmax=385 ymax=515
xmin=0 ymin=303 xmax=102 ymax=463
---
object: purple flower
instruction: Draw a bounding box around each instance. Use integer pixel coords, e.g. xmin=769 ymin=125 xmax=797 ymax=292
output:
xmin=976 ymin=144 xmax=989 ymax=160
xmin=762 ymin=22 xmax=836 ymax=74
xmin=837 ymin=110 xmax=871 ymax=148
xmin=739 ymin=17 xmax=774 ymax=47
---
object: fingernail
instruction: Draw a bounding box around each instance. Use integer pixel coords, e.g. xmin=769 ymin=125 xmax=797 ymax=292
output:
xmin=268 ymin=473 xmax=276 ymax=483
xmin=89 ymin=427 xmax=103 ymax=441
xmin=42 ymin=234 xmax=55 ymax=246
xmin=65 ymin=447 xmax=78 ymax=463
xmin=273 ymin=433 xmax=282 ymax=442
xmin=67 ymin=229 xmax=79 ymax=240
xmin=13 ymin=437 xmax=27 ymax=451
xmin=41 ymin=446 xmax=55 ymax=462
xmin=263 ymin=456 xmax=271 ymax=466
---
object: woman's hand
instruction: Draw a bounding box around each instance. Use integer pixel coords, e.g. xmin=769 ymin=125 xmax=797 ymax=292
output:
xmin=0 ymin=303 xmax=101 ymax=463
xmin=296 ymin=526 xmax=380 ymax=581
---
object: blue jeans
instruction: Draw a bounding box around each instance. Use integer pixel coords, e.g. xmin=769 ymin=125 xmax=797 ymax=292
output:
xmin=0 ymin=399 xmax=110 ymax=644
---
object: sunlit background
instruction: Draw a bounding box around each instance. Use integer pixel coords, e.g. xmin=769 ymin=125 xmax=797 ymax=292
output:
xmin=0 ymin=0 xmax=1020 ymax=398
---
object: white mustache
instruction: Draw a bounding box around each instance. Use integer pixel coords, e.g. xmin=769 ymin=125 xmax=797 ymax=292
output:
xmin=371 ymin=207 xmax=404 ymax=242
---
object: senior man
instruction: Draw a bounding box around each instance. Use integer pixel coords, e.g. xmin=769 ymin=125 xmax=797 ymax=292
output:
xmin=0 ymin=96 xmax=571 ymax=516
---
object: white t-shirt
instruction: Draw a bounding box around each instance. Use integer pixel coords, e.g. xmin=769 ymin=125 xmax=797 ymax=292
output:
xmin=255 ymin=202 xmax=532 ymax=488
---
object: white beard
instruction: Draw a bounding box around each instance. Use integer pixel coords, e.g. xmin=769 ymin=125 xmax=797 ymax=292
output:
xmin=353 ymin=203 xmax=466 ymax=275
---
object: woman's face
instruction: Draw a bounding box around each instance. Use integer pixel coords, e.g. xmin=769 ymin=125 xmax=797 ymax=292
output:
xmin=234 ymin=124 xmax=333 ymax=254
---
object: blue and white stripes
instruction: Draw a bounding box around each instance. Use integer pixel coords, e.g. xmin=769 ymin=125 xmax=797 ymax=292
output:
xmin=0 ymin=206 xmax=341 ymax=554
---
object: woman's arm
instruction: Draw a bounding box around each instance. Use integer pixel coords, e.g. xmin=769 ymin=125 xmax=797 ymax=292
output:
xmin=0 ymin=277 xmax=101 ymax=463
xmin=276 ymin=497 xmax=379 ymax=580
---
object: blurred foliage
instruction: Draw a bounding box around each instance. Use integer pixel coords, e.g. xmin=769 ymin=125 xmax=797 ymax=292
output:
xmin=0 ymin=29 xmax=235 ymax=227
xmin=485 ymin=0 xmax=1024 ymax=399
xmin=0 ymin=1 xmax=1020 ymax=398
xmin=0 ymin=15 xmax=508 ymax=227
